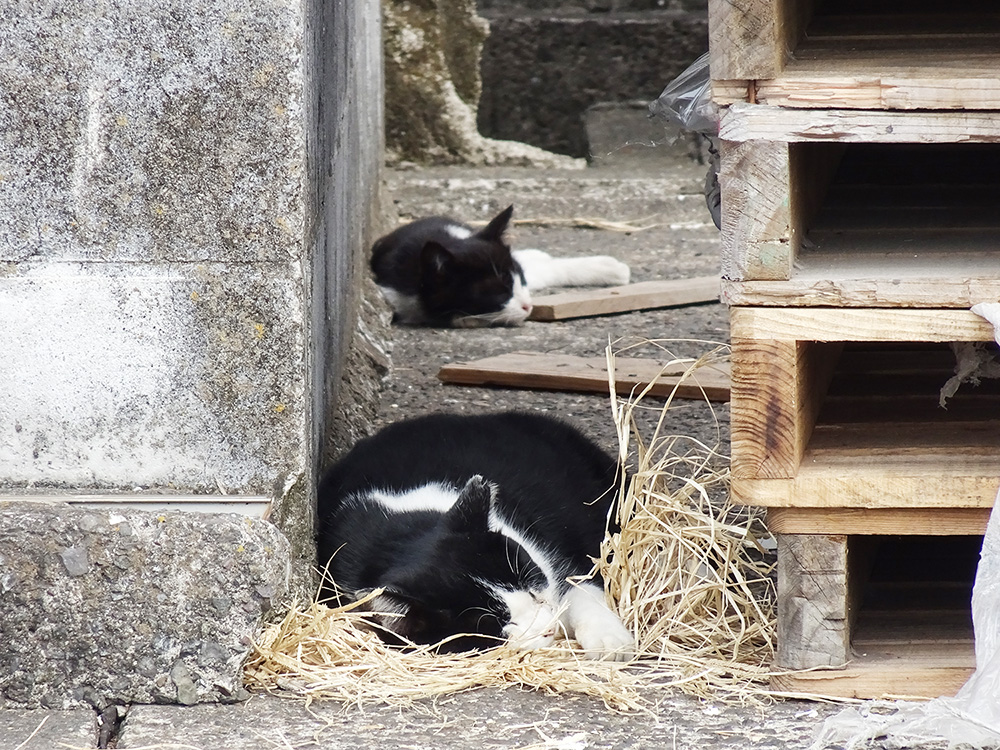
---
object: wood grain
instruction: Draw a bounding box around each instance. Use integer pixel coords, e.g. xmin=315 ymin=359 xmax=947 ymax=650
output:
xmin=438 ymin=351 xmax=731 ymax=402
xmin=708 ymin=0 xmax=781 ymax=80
xmin=772 ymin=660 xmax=973 ymax=700
xmin=719 ymin=139 xmax=794 ymax=281
xmin=776 ymin=534 xmax=850 ymax=669
xmin=527 ymin=277 xmax=719 ymax=322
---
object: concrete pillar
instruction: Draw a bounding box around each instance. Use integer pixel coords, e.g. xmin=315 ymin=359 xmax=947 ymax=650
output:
xmin=0 ymin=0 xmax=384 ymax=707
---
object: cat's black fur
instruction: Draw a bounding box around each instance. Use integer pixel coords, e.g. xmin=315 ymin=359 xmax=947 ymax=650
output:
xmin=370 ymin=205 xmax=532 ymax=327
xmin=316 ymin=411 xmax=622 ymax=653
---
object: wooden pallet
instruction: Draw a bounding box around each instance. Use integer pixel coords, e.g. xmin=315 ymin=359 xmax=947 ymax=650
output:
xmin=730 ymin=307 xmax=1000 ymax=512
xmin=527 ymin=277 xmax=719 ymax=321
xmin=711 ymin=0 xmax=1000 ymax=109
xmin=719 ymin=135 xmax=1000 ymax=303
xmin=774 ymin=533 xmax=978 ymax=699
xmin=438 ymin=351 xmax=731 ymax=401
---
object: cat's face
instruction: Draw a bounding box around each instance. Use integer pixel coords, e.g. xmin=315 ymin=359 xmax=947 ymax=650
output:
xmin=419 ymin=206 xmax=533 ymax=327
xmin=370 ymin=533 xmax=555 ymax=651
xmin=364 ymin=476 xmax=561 ymax=652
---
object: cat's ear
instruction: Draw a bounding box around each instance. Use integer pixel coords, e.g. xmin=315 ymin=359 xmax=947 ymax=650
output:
xmin=420 ymin=241 xmax=455 ymax=277
xmin=477 ymin=205 xmax=514 ymax=242
xmin=445 ymin=475 xmax=495 ymax=532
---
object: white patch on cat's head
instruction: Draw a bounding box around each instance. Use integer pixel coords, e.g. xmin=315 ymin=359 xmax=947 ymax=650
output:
xmin=365 ymin=481 xmax=461 ymax=514
xmin=496 ymin=588 xmax=562 ymax=651
xmin=443 ymin=223 xmax=473 ymax=240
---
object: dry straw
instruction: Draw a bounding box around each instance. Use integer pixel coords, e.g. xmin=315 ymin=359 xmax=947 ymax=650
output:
xmin=245 ymin=340 xmax=780 ymax=711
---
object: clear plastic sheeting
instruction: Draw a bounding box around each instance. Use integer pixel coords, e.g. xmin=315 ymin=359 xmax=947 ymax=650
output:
xmin=648 ymin=52 xmax=721 ymax=229
xmin=940 ymin=303 xmax=1000 ymax=407
xmin=810 ymin=303 xmax=1000 ymax=750
xmin=648 ymin=52 xmax=718 ymax=135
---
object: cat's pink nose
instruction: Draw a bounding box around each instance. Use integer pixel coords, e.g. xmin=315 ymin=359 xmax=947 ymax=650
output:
xmin=522 ymin=303 xmax=532 ymax=313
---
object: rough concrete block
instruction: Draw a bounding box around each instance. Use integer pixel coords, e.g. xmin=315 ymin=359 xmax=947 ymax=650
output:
xmin=0 ymin=502 xmax=291 ymax=709
xmin=0 ymin=0 xmax=386 ymax=713
xmin=0 ymin=263 xmax=307 ymax=493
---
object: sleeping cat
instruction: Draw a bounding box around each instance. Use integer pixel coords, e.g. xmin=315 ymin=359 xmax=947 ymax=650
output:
xmin=370 ymin=205 xmax=631 ymax=327
xmin=316 ymin=411 xmax=634 ymax=660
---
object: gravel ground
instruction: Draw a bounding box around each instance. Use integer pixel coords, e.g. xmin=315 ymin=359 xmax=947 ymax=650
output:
xmin=375 ymin=154 xmax=730 ymax=458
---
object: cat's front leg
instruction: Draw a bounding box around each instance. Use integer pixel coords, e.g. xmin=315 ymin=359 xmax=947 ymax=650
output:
xmin=561 ymin=582 xmax=634 ymax=661
xmin=512 ymin=249 xmax=630 ymax=290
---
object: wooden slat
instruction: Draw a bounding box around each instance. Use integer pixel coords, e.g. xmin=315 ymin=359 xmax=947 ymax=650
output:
xmin=767 ymin=507 xmax=992 ymax=535
xmin=729 ymin=307 xmax=995 ymax=343
xmin=720 ymin=103 xmax=1000 ymax=143
xmin=720 ymin=140 xmax=794 ymax=281
xmin=708 ymin=0 xmax=781 ymax=80
xmin=757 ymin=76 xmax=1000 ymax=111
xmin=721 ymin=268 xmax=1000 ymax=309
xmin=730 ymin=338 xmax=799 ymax=479
xmin=526 ymin=277 xmax=719 ymax=322
xmin=772 ymin=659 xmax=973 ymax=700
xmin=437 ymin=352 xmax=731 ymax=401
xmin=734 ymin=472 xmax=1000 ymax=509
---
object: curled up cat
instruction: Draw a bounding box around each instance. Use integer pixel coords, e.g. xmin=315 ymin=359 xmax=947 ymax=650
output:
xmin=316 ymin=411 xmax=635 ymax=660
xmin=370 ymin=205 xmax=631 ymax=327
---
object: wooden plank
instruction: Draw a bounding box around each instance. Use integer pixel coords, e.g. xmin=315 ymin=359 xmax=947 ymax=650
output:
xmin=708 ymin=0 xmax=814 ymax=80
xmin=776 ymin=534 xmax=850 ymax=669
xmin=729 ymin=307 xmax=995 ymax=343
xmin=772 ymin=660 xmax=973 ymax=700
xmin=437 ymin=351 xmax=731 ymax=402
xmin=720 ymin=103 xmax=1000 ymax=143
xmin=526 ymin=277 xmax=719 ymax=322
xmin=734 ymin=472 xmax=1000 ymax=509
xmin=721 ymin=267 xmax=1000 ymax=309
xmin=711 ymin=79 xmax=753 ymax=106
xmin=767 ymin=507 xmax=992 ymax=536
xmin=756 ymin=73 xmax=1000 ymax=110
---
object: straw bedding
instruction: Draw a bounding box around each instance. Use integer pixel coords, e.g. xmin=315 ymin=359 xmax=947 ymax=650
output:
xmin=245 ymin=342 xmax=780 ymax=711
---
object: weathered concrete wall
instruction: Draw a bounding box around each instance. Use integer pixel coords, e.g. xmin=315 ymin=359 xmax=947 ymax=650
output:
xmin=0 ymin=2 xmax=311 ymax=496
xmin=309 ymin=0 xmax=393 ymax=467
xmin=0 ymin=0 xmax=386 ymax=708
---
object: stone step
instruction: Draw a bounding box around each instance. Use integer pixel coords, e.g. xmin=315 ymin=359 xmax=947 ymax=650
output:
xmin=0 ymin=502 xmax=291 ymax=710
xmin=476 ymin=8 xmax=708 ymax=157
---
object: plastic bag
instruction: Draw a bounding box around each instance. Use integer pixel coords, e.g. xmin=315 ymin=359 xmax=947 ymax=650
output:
xmin=648 ymin=52 xmax=719 ymax=135
xmin=810 ymin=304 xmax=1000 ymax=750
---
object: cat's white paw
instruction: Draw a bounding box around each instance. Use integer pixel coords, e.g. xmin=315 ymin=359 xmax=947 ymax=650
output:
xmin=563 ymin=583 xmax=634 ymax=661
xmin=573 ymin=616 xmax=635 ymax=662
xmin=501 ymin=589 xmax=560 ymax=651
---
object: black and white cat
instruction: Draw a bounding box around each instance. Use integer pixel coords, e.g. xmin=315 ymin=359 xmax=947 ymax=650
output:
xmin=370 ymin=205 xmax=631 ymax=327
xmin=316 ymin=411 xmax=634 ymax=660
